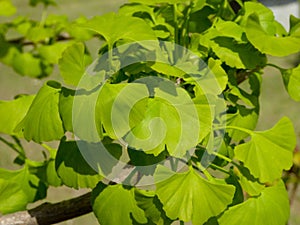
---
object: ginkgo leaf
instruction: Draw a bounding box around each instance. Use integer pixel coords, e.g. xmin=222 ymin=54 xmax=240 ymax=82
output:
xmin=38 ymin=41 xmax=74 ymax=64
xmin=12 ymin=52 xmax=44 ymax=77
xmin=83 ymin=12 xmax=156 ymax=48
xmin=135 ymin=189 xmax=173 ymax=225
xmin=97 ymin=80 xmax=207 ymax=157
xmin=15 ymin=81 xmax=64 ymax=143
xmin=234 ymin=117 xmax=296 ymax=183
xmin=58 ymin=42 xmax=92 ymax=86
xmin=155 ymin=167 xmax=235 ymax=225
xmin=0 ymin=166 xmax=47 ymax=214
xmin=245 ymin=13 xmax=300 ymax=56
xmin=218 ymin=181 xmax=289 ymax=225
xmin=130 ymin=0 xmax=188 ymax=5
xmin=92 ymin=183 xmax=147 ymax=225
xmin=0 ymin=0 xmax=16 ymax=16
xmin=0 ymin=179 xmax=27 ymax=214
xmin=0 ymin=95 xmax=34 ymax=136
xmin=55 ymin=140 xmax=103 ymax=189
xmin=226 ymin=106 xmax=258 ymax=141
xmin=281 ymin=64 xmax=300 ymax=101
xmin=240 ymin=1 xmax=276 ymax=35
xmin=200 ymin=21 xmax=266 ymax=69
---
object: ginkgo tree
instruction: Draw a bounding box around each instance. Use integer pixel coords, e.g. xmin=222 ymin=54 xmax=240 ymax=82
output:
xmin=0 ymin=0 xmax=299 ymax=225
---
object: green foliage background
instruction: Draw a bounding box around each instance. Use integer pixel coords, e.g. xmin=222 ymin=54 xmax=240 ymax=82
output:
xmin=0 ymin=0 xmax=300 ymax=224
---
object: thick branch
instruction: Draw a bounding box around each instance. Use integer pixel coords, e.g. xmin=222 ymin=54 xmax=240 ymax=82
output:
xmin=0 ymin=192 xmax=92 ymax=225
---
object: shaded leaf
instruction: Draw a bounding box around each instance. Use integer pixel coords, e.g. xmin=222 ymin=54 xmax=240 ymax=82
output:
xmin=55 ymin=139 xmax=103 ymax=189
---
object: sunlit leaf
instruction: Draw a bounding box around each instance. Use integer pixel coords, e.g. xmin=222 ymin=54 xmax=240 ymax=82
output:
xmin=0 ymin=95 xmax=34 ymax=136
xmin=15 ymin=81 xmax=64 ymax=142
xmin=83 ymin=12 xmax=156 ymax=47
xmin=92 ymin=183 xmax=147 ymax=225
xmin=234 ymin=117 xmax=296 ymax=182
xmin=155 ymin=167 xmax=235 ymax=224
xmin=218 ymin=181 xmax=289 ymax=225
xmin=245 ymin=14 xmax=300 ymax=56
xmin=58 ymin=42 xmax=92 ymax=86
xmin=0 ymin=0 xmax=16 ymax=16
xmin=281 ymin=64 xmax=300 ymax=101
xmin=0 ymin=166 xmax=47 ymax=214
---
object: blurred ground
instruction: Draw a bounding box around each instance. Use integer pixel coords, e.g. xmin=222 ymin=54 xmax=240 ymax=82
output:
xmin=0 ymin=0 xmax=299 ymax=224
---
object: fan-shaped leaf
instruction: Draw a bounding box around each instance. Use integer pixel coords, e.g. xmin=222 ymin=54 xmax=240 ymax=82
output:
xmin=92 ymin=183 xmax=147 ymax=225
xmin=155 ymin=167 xmax=235 ymax=224
xmin=234 ymin=117 xmax=296 ymax=183
xmin=218 ymin=181 xmax=289 ymax=225
xmin=15 ymin=81 xmax=64 ymax=143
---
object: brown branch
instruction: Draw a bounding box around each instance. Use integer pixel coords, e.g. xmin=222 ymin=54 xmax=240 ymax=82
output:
xmin=0 ymin=192 xmax=92 ymax=225
xmin=7 ymin=33 xmax=74 ymax=46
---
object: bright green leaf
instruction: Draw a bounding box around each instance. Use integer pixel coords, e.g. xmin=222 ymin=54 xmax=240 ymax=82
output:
xmin=26 ymin=27 xmax=54 ymax=43
xmin=0 ymin=0 xmax=16 ymax=16
xmin=58 ymin=42 xmax=91 ymax=86
xmin=92 ymin=183 xmax=147 ymax=225
xmin=130 ymin=0 xmax=188 ymax=4
xmin=0 ymin=179 xmax=27 ymax=214
xmin=97 ymin=81 xmax=205 ymax=157
xmin=15 ymin=81 xmax=64 ymax=143
xmin=155 ymin=167 xmax=235 ymax=224
xmin=226 ymin=106 xmax=258 ymax=141
xmin=281 ymin=64 xmax=300 ymax=101
xmin=12 ymin=52 xmax=44 ymax=77
xmin=38 ymin=42 xmax=74 ymax=64
xmin=234 ymin=117 xmax=296 ymax=183
xmin=218 ymin=181 xmax=289 ymax=225
xmin=240 ymin=2 xmax=276 ymax=35
xmin=245 ymin=14 xmax=300 ymax=57
xmin=83 ymin=12 xmax=156 ymax=47
xmin=0 ymin=95 xmax=34 ymax=136
xmin=0 ymin=166 xmax=47 ymax=214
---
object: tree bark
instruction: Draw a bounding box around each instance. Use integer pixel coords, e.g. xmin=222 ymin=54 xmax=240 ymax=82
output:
xmin=0 ymin=192 xmax=92 ymax=225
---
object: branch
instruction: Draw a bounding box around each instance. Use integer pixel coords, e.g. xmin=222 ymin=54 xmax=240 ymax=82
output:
xmin=7 ymin=33 xmax=74 ymax=46
xmin=0 ymin=192 xmax=92 ymax=225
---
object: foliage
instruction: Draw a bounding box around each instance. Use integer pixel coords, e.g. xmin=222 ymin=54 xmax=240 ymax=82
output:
xmin=0 ymin=0 xmax=300 ymax=224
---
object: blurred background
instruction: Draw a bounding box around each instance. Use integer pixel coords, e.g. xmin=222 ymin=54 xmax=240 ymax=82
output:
xmin=0 ymin=0 xmax=299 ymax=224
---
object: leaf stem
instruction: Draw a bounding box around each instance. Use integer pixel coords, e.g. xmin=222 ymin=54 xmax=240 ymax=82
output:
xmin=211 ymin=152 xmax=240 ymax=168
xmin=214 ymin=125 xmax=254 ymax=135
xmin=41 ymin=143 xmax=56 ymax=158
xmin=11 ymin=136 xmax=26 ymax=156
xmin=40 ymin=6 xmax=48 ymax=27
xmin=0 ymin=136 xmax=26 ymax=159
xmin=266 ymin=63 xmax=285 ymax=72
xmin=209 ymin=163 xmax=230 ymax=175
xmin=173 ymin=3 xmax=179 ymax=44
